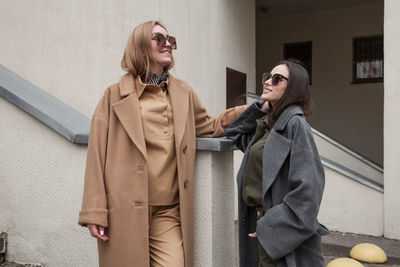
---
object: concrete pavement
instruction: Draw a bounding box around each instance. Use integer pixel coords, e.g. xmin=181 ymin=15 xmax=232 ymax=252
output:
xmin=323 ymin=231 xmax=400 ymax=266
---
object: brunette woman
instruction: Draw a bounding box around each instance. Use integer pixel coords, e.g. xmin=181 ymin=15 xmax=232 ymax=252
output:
xmin=225 ymin=60 xmax=329 ymax=267
xmin=78 ymin=21 xmax=246 ymax=267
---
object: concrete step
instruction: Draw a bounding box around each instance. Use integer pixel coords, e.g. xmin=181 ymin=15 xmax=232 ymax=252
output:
xmin=323 ymin=231 xmax=400 ymax=266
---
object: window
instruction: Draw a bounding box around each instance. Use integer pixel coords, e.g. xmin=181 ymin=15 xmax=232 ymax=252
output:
xmin=226 ymin=68 xmax=246 ymax=109
xmin=283 ymin=41 xmax=312 ymax=83
xmin=353 ymin=35 xmax=383 ymax=83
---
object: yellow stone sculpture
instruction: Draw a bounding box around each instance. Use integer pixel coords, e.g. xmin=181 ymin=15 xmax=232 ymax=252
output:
xmin=350 ymin=243 xmax=387 ymax=263
xmin=327 ymin=257 xmax=364 ymax=267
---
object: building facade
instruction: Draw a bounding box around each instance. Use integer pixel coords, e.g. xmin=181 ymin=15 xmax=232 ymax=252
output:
xmin=1 ymin=0 xmax=400 ymax=266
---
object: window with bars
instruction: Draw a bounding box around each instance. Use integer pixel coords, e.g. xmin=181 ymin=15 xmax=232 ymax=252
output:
xmin=283 ymin=41 xmax=312 ymax=84
xmin=353 ymin=35 xmax=383 ymax=83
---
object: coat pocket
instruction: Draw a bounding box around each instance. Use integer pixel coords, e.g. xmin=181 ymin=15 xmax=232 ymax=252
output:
xmin=317 ymin=223 xmax=330 ymax=236
xmin=106 ymin=190 xmax=137 ymax=212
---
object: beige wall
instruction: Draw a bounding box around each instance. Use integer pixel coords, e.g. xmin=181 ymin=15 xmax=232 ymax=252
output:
xmin=0 ymin=99 xmax=94 ymax=265
xmin=256 ymin=3 xmax=384 ymax=166
xmin=319 ymin=167 xmax=384 ymax=236
xmin=0 ymin=0 xmax=255 ymax=265
xmin=384 ymin=0 xmax=400 ymax=240
xmin=0 ymin=0 xmax=255 ymax=117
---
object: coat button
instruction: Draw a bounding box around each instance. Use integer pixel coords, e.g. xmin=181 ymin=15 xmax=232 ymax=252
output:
xmin=184 ymin=179 xmax=188 ymax=189
xmin=183 ymin=145 xmax=187 ymax=154
xmin=137 ymin=165 xmax=144 ymax=171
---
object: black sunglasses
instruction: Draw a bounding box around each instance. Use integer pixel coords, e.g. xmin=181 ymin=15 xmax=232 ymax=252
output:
xmin=152 ymin=32 xmax=177 ymax=50
xmin=262 ymin=72 xmax=288 ymax=85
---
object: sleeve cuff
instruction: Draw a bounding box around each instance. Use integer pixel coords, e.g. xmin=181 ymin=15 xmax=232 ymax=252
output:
xmin=78 ymin=208 xmax=108 ymax=228
xmin=234 ymin=104 xmax=248 ymax=117
xmin=256 ymin=218 xmax=282 ymax=260
xmin=250 ymin=100 xmax=268 ymax=119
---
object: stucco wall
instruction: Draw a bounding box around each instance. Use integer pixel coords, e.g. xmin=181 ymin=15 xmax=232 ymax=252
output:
xmin=0 ymin=0 xmax=255 ymax=265
xmin=0 ymin=99 xmax=95 ymax=265
xmin=256 ymin=3 xmax=384 ymax=166
xmin=318 ymin=167 xmax=384 ymax=236
xmin=384 ymin=0 xmax=400 ymax=240
xmin=0 ymin=0 xmax=255 ymax=117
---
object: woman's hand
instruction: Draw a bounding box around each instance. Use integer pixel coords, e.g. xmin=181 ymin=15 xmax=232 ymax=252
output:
xmin=88 ymin=224 xmax=109 ymax=241
xmin=248 ymin=232 xmax=257 ymax=238
xmin=261 ymin=101 xmax=270 ymax=111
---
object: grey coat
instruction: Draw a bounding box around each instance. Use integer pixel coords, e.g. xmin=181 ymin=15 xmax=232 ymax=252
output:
xmin=225 ymin=101 xmax=329 ymax=267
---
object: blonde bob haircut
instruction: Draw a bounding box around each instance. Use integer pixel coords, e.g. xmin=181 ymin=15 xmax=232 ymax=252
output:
xmin=121 ymin=21 xmax=175 ymax=78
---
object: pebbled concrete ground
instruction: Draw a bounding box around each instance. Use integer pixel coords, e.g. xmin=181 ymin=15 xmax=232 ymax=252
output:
xmin=323 ymin=231 xmax=400 ymax=266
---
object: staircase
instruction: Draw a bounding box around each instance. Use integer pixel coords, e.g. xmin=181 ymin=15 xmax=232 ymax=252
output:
xmin=246 ymin=93 xmax=384 ymax=237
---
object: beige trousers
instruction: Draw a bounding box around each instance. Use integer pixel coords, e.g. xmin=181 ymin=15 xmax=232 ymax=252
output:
xmin=148 ymin=203 xmax=184 ymax=267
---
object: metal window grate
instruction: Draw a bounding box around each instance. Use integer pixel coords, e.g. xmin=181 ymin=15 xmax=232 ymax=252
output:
xmin=353 ymin=35 xmax=383 ymax=83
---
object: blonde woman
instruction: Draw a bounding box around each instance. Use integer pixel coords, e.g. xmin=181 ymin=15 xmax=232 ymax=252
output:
xmin=78 ymin=21 xmax=246 ymax=267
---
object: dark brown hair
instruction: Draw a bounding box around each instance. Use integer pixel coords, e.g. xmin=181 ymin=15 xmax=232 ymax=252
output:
xmin=121 ymin=21 xmax=175 ymax=78
xmin=268 ymin=59 xmax=314 ymax=127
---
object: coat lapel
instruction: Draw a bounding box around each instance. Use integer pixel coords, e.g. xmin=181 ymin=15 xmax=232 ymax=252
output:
xmin=261 ymin=105 xmax=304 ymax=201
xmin=261 ymin=129 xmax=292 ymax=199
xmin=168 ymin=76 xmax=189 ymax=148
xmin=273 ymin=105 xmax=304 ymax=131
xmin=112 ymin=74 xmax=147 ymax=159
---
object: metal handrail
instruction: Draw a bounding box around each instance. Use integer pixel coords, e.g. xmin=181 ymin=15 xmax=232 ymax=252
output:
xmin=321 ymin=156 xmax=383 ymax=192
xmin=0 ymin=65 xmax=384 ymax=190
xmin=312 ymin=128 xmax=383 ymax=173
xmin=246 ymin=92 xmax=383 ymax=173
xmin=0 ymin=64 xmax=234 ymax=151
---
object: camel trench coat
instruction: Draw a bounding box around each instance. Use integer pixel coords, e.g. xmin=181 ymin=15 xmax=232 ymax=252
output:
xmin=78 ymin=73 xmax=246 ymax=267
